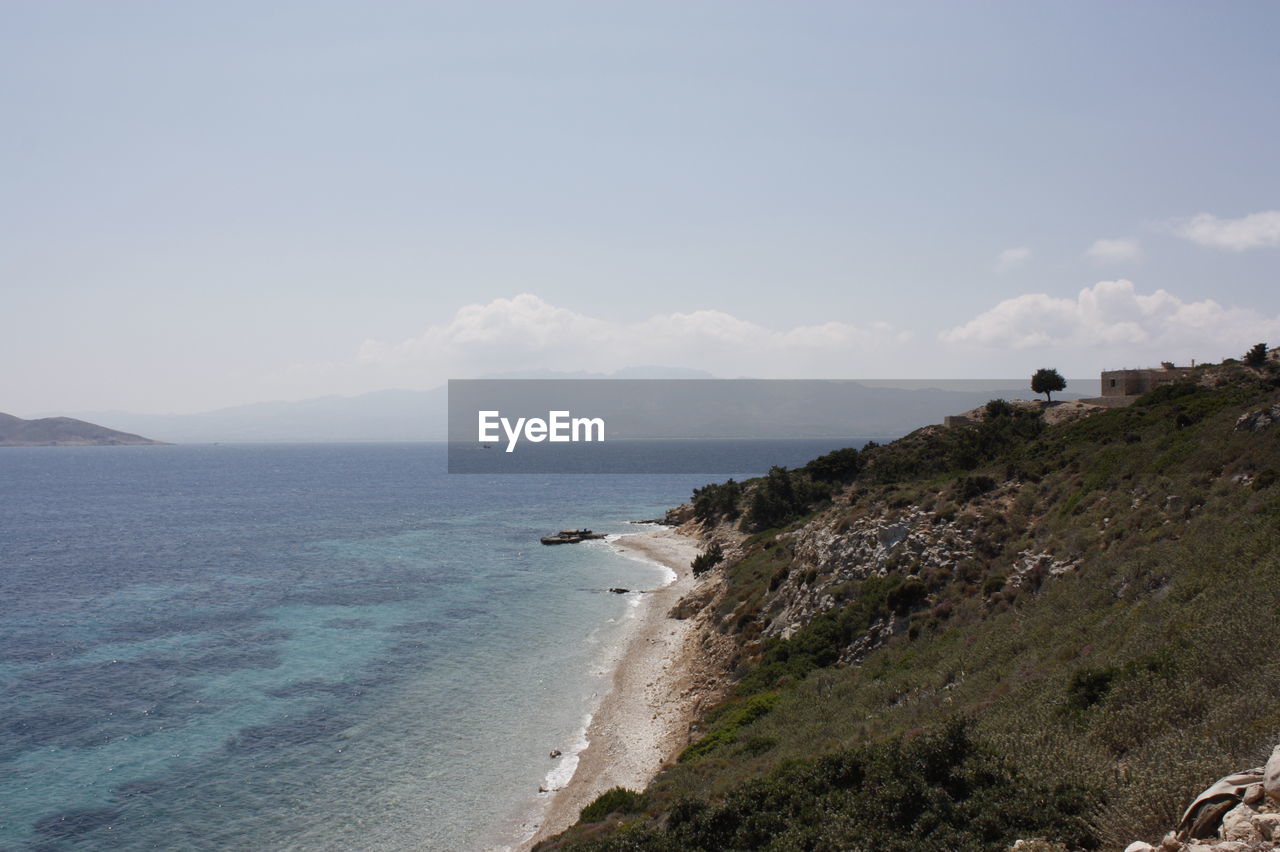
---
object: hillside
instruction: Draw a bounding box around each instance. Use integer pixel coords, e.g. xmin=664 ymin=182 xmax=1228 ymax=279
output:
xmin=541 ymin=360 xmax=1280 ymax=851
xmin=0 ymin=412 xmax=166 ymax=446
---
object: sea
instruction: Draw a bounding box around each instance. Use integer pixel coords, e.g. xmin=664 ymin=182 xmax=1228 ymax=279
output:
xmin=0 ymin=441 xmax=863 ymax=851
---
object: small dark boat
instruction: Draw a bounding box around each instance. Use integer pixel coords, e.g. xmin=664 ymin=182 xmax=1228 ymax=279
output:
xmin=540 ymin=529 xmax=605 ymax=545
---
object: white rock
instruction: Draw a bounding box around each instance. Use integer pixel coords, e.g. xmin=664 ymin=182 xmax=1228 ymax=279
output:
xmin=1220 ymin=802 xmax=1260 ymax=842
xmin=1159 ymin=832 xmax=1180 ymax=851
xmin=1266 ymin=744 xmax=1280 ymax=804
xmin=1124 ymin=842 xmax=1155 ymax=852
xmin=1254 ymin=811 xmax=1280 ymax=841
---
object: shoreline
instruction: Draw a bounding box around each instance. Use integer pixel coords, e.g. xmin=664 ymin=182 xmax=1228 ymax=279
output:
xmin=514 ymin=525 xmax=719 ymax=850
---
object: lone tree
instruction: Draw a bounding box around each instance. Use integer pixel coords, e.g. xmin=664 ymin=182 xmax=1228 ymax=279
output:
xmin=1244 ymin=343 xmax=1269 ymax=367
xmin=1031 ymin=367 xmax=1066 ymax=402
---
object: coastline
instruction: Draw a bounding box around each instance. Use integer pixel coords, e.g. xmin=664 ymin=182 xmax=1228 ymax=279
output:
xmin=515 ymin=525 xmax=722 ymax=850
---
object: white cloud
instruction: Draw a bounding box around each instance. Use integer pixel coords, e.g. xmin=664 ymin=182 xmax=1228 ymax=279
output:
xmin=996 ymin=246 xmax=1031 ymax=271
xmin=1173 ymin=210 xmax=1280 ymax=250
xmin=1085 ymin=238 xmax=1143 ymax=264
xmin=940 ymin=279 xmax=1280 ymax=354
xmin=330 ymin=293 xmax=912 ymax=385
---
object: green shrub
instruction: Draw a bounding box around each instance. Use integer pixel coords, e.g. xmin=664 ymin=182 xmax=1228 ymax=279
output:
xmin=1065 ymin=667 xmax=1117 ymax=712
xmin=679 ymin=693 xmax=780 ymax=763
xmin=804 ymin=447 xmax=862 ymax=482
xmin=567 ymin=721 xmax=1097 ymax=851
xmin=691 ymin=479 xmax=743 ymax=522
xmin=986 ymin=398 xmax=1015 ymax=418
xmin=690 ymin=542 xmax=724 ymax=575
xmin=954 ymin=474 xmax=997 ymax=501
xmin=1134 ymin=382 xmax=1200 ymax=406
xmin=580 ymin=787 xmax=647 ymax=823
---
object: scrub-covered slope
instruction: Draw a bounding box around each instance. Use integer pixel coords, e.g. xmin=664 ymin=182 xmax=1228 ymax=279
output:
xmin=543 ymin=361 xmax=1280 ymax=851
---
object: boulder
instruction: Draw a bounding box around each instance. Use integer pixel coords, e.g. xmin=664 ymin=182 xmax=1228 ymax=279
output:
xmin=1253 ymin=812 xmax=1280 ymax=841
xmin=1219 ymin=802 xmax=1260 ymax=842
xmin=1235 ymin=404 xmax=1280 ymax=432
xmin=1212 ymin=842 xmax=1249 ymax=852
xmin=1266 ymin=744 xmax=1280 ymax=804
xmin=1123 ymin=842 xmax=1155 ymax=852
xmin=1179 ymin=767 xmax=1266 ymax=838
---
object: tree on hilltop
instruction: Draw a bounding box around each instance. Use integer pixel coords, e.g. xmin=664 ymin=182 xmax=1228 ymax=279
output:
xmin=1031 ymin=368 xmax=1066 ymax=402
xmin=1244 ymin=343 xmax=1268 ymax=367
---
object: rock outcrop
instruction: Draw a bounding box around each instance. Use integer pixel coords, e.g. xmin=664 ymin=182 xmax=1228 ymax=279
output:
xmin=1110 ymin=750 xmax=1280 ymax=852
xmin=1235 ymin=404 xmax=1280 ymax=433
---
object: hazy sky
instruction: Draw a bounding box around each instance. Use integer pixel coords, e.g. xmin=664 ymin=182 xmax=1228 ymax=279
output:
xmin=4 ymin=1 xmax=1279 ymax=415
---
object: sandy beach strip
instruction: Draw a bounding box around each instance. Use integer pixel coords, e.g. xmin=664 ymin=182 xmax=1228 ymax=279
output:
xmin=518 ymin=525 xmax=717 ymax=849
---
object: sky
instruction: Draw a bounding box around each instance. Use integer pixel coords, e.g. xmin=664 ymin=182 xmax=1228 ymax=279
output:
xmin=3 ymin=1 xmax=1279 ymax=416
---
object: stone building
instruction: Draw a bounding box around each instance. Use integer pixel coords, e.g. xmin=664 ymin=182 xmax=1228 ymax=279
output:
xmin=1099 ymin=364 xmax=1193 ymax=398
xmin=1077 ymin=363 xmax=1195 ymax=408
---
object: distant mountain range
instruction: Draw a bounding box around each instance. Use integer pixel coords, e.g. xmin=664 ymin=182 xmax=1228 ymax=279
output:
xmin=49 ymin=370 xmax=1094 ymax=444
xmin=0 ymin=412 xmax=166 ymax=446
xmin=66 ymin=388 xmax=448 ymax=445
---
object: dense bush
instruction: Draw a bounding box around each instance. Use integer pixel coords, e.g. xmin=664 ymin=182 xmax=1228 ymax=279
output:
xmin=691 ymin=480 xmax=743 ymax=523
xmin=741 ymin=466 xmax=828 ymax=532
xmin=579 ymin=788 xmax=647 ymax=823
xmin=1134 ymin=382 xmax=1199 ymax=406
xmin=566 ymin=721 xmax=1096 ymax=851
xmin=690 ymin=542 xmax=724 ymax=575
xmin=985 ymin=398 xmax=1015 ymax=418
xmin=679 ymin=693 xmax=780 ymax=763
xmin=804 ymin=446 xmax=862 ymax=482
xmin=953 ymin=474 xmax=996 ymax=501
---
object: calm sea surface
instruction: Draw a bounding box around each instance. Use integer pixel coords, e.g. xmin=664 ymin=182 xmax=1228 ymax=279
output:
xmin=0 ymin=441 xmax=859 ymax=850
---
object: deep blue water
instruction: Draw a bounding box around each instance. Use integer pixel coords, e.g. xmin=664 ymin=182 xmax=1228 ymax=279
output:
xmin=0 ymin=441 xmax=857 ymax=850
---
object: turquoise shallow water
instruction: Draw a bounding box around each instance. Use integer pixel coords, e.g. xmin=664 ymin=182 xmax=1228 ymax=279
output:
xmin=0 ymin=444 xmax=714 ymax=851
xmin=0 ymin=441 xmax=858 ymax=850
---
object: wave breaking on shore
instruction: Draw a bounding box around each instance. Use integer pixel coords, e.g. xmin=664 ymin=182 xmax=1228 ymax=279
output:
xmin=505 ymin=525 xmax=716 ymax=851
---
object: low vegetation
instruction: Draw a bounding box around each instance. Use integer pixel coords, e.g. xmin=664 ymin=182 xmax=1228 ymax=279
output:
xmin=543 ymin=358 xmax=1280 ymax=851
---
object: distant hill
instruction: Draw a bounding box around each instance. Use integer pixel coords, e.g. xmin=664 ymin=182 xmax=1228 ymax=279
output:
xmin=64 ymin=376 xmax=1094 ymax=445
xmin=0 ymin=413 xmax=166 ymax=446
xmin=66 ymin=388 xmax=449 ymax=444
xmin=60 ymin=369 xmax=716 ymax=444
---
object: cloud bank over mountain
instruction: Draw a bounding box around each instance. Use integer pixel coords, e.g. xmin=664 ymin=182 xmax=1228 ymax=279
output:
xmin=253 ymin=283 xmax=1280 ymax=406
xmin=338 ymin=294 xmax=914 ymax=385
